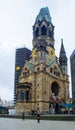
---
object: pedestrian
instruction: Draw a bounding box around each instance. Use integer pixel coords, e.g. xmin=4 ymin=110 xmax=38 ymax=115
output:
xmin=37 ymin=113 xmax=40 ymax=123
xmin=22 ymin=112 xmax=25 ymax=120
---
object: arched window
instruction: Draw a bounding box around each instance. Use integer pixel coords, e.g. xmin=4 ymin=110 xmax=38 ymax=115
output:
xmin=43 ymin=67 xmax=46 ymax=71
xmin=20 ymin=90 xmax=25 ymax=100
xmin=26 ymin=90 xmax=29 ymax=101
xmin=37 ymin=67 xmax=40 ymax=71
xmin=54 ymin=66 xmax=57 ymax=70
xmin=41 ymin=25 xmax=46 ymax=35
xmin=63 ymin=60 xmax=66 ymax=64
xmin=50 ymin=68 xmax=52 ymax=73
xmin=41 ymin=52 xmax=46 ymax=61
xmin=25 ymin=68 xmax=27 ymax=70
xmin=35 ymin=27 xmax=39 ymax=37
xmin=16 ymin=91 xmax=19 ymax=101
xmin=49 ymin=30 xmax=54 ymax=39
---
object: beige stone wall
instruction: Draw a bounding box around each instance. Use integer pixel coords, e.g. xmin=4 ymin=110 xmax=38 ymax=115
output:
xmin=16 ymin=43 xmax=69 ymax=113
xmin=16 ymin=66 xmax=69 ymax=113
xmin=16 ymin=102 xmax=32 ymax=113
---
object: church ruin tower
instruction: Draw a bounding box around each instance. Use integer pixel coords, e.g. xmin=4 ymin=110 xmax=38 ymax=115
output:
xmin=32 ymin=7 xmax=55 ymax=63
xmin=16 ymin=7 xmax=69 ymax=114
xmin=33 ymin=7 xmax=54 ymax=45
xmin=59 ymin=39 xmax=68 ymax=75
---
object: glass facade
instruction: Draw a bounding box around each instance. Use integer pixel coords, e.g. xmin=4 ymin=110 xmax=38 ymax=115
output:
xmin=70 ymin=50 xmax=75 ymax=104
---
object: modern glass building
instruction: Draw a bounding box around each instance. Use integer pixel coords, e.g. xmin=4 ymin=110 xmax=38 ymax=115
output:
xmin=70 ymin=50 xmax=75 ymax=107
xmin=14 ymin=47 xmax=31 ymax=103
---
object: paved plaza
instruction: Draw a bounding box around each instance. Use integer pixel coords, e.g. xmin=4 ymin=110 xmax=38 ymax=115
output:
xmin=0 ymin=118 xmax=75 ymax=130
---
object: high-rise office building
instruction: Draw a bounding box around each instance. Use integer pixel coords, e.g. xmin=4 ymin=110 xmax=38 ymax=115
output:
xmin=70 ymin=50 xmax=75 ymax=108
xmin=14 ymin=47 xmax=31 ymax=103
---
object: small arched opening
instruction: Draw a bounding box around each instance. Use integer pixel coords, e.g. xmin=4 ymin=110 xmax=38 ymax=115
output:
xmin=51 ymin=81 xmax=60 ymax=96
xmin=35 ymin=27 xmax=39 ymax=37
xmin=41 ymin=25 xmax=46 ymax=35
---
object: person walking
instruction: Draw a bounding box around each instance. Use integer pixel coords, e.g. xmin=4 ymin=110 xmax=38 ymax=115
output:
xmin=37 ymin=113 xmax=40 ymax=123
xmin=22 ymin=112 xmax=25 ymax=120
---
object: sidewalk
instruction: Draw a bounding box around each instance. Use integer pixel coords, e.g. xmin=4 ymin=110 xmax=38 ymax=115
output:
xmin=0 ymin=118 xmax=75 ymax=130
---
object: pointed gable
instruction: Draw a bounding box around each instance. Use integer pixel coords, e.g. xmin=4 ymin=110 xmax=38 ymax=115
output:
xmin=59 ymin=39 xmax=66 ymax=57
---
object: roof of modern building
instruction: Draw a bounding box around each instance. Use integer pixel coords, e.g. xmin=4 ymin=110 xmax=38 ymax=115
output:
xmin=70 ymin=49 xmax=75 ymax=59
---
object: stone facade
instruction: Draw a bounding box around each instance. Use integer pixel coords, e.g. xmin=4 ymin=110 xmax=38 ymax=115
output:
xmin=16 ymin=7 xmax=69 ymax=114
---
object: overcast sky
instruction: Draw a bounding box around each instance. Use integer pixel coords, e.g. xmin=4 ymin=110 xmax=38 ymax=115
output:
xmin=0 ymin=0 xmax=75 ymax=101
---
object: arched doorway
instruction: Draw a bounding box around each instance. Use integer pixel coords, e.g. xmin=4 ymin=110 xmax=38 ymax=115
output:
xmin=49 ymin=81 xmax=60 ymax=114
xmin=51 ymin=81 xmax=59 ymax=96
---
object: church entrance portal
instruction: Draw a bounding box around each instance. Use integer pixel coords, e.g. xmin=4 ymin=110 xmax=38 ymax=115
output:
xmin=49 ymin=82 xmax=60 ymax=114
xmin=51 ymin=81 xmax=59 ymax=96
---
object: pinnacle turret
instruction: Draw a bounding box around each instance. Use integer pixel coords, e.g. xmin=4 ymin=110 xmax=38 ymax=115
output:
xmin=59 ymin=39 xmax=67 ymax=65
xmin=59 ymin=39 xmax=68 ymax=75
xmin=33 ymin=7 xmax=54 ymax=49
